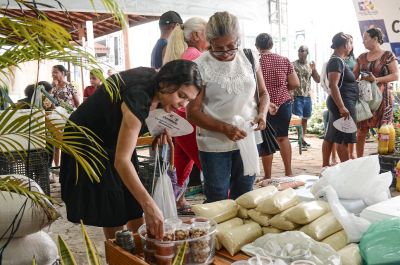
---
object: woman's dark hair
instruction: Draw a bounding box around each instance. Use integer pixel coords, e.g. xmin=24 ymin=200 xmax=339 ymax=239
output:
xmin=331 ymin=32 xmax=350 ymax=49
xmin=366 ymin=27 xmax=384 ymax=45
xmin=24 ymin=81 xmax=53 ymax=99
xmin=255 ymin=33 xmax=273 ymax=50
xmin=156 ymin=60 xmax=203 ymax=93
xmin=38 ymin=81 xmax=52 ymax=92
xmin=52 ymin=64 xmax=68 ymax=75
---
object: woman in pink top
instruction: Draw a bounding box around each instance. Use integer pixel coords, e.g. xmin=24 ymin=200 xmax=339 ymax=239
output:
xmin=163 ymin=17 xmax=208 ymax=213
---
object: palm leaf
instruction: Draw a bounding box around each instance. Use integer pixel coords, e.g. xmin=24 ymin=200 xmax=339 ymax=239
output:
xmin=81 ymin=220 xmax=102 ymax=265
xmin=58 ymin=235 xmax=78 ymax=265
xmin=0 ymin=176 xmax=61 ymax=221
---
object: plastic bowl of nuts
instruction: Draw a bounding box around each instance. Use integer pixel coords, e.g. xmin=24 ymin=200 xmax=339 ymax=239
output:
xmin=138 ymin=216 xmax=217 ymax=265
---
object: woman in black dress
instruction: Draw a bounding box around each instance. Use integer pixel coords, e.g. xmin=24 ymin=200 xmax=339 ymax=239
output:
xmin=322 ymin=33 xmax=358 ymax=167
xmin=59 ymin=60 xmax=203 ymax=239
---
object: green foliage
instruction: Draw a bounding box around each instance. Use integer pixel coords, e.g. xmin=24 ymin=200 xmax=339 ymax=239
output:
xmin=307 ymin=102 xmax=326 ymax=135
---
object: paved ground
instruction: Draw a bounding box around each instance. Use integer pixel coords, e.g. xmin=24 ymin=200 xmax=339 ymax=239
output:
xmin=46 ymin=134 xmax=378 ymax=264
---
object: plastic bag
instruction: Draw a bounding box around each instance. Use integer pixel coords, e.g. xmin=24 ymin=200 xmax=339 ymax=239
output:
xmin=359 ymin=218 xmax=400 ymax=265
xmin=285 ymin=201 xmax=330 ymax=225
xmin=256 ymin=188 xmax=300 ymax=215
xmin=232 ymin=115 xmax=260 ymax=176
xmin=191 ymin=199 xmax=238 ymax=223
xmin=319 ymin=186 xmax=370 ymax=243
xmin=248 ymin=209 xmax=272 ymax=227
xmin=355 ymin=98 xmax=373 ymax=122
xmin=300 ymin=212 xmax=342 ymax=241
xmin=368 ymin=81 xmax=383 ymax=112
xmin=215 ymin=217 xmax=243 ymax=250
xmin=312 ymin=155 xmax=391 ymax=205
xmin=236 ymin=186 xmax=278 ymax=209
xmin=152 ymin=146 xmax=178 ymax=219
xmin=218 ymin=222 xmax=262 ymax=256
xmin=358 ymin=80 xmax=372 ymax=102
xmin=338 ymin=244 xmax=361 ymax=265
xmin=241 ymin=231 xmax=341 ymax=265
xmin=321 ymin=230 xmax=348 ymax=251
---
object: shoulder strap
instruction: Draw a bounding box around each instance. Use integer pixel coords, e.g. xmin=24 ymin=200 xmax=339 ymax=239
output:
xmin=243 ymin=48 xmax=260 ymax=104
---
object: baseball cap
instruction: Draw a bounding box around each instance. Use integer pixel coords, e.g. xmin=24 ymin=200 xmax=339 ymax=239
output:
xmin=159 ymin=11 xmax=183 ymax=25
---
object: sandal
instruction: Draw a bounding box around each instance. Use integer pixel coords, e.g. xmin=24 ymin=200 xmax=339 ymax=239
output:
xmin=177 ymin=204 xmax=195 ymax=216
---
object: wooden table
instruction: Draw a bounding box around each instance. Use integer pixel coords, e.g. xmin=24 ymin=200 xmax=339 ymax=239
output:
xmin=105 ymin=235 xmax=250 ymax=265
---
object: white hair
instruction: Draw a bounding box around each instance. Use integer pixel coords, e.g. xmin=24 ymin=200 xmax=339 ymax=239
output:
xmin=183 ymin=17 xmax=207 ymax=42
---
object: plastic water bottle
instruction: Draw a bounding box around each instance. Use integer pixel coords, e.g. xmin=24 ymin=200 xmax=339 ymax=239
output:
xmin=378 ymin=124 xmax=390 ymax=155
xmin=388 ymin=123 xmax=396 ymax=153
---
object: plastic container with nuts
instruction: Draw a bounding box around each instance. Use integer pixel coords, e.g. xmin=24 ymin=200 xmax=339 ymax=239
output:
xmin=138 ymin=216 xmax=216 ymax=265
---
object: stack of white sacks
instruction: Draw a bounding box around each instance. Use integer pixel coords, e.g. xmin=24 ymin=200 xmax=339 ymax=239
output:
xmin=192 ymin=186 xmax=361 ymax=265
xmin=0 ymin=174 xmax=59 ymax=265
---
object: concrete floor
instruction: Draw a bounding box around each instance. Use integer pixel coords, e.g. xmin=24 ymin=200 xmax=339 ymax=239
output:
xmin=45 ymin=134 xmax=379 ymax=264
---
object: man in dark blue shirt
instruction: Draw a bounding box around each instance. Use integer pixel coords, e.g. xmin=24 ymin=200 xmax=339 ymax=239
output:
xmin=151 ymin=11 xmax=183 ymax=69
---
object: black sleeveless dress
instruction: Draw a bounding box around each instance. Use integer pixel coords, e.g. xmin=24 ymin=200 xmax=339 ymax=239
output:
xmin=59 ymin=67 xmax=157 ymax=227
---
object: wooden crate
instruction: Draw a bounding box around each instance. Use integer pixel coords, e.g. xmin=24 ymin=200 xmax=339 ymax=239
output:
xmin=105 ymin=234 xmax=250 ymax=265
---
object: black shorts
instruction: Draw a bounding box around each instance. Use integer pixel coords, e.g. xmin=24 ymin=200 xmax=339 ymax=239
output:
xmin=267 ymin=100 xmax=293 ymax=137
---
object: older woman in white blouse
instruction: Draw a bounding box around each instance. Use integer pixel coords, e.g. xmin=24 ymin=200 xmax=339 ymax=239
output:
xmin=187 ymin=11 xmax=269 ymax=202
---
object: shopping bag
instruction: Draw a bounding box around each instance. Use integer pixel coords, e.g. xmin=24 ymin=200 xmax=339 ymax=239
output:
xmin=355 ymin=99 xmax=373 ymax=122
xmin=232 ymin=115 xmax=260 ymax=176
xmin=152 ymin=146 xmax=178 ymax=219
xmin=368 ymin=81 xmax=382 ymax=112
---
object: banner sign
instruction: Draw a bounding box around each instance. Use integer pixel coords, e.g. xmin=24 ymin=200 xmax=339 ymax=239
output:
xmin=352 ymin=0 xmax=400 ymax=62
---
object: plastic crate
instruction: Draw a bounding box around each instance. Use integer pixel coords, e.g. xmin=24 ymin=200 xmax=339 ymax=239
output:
xmin=378 ymin=154 xmax=399 ymax=187
xmin=137 ymin=154 xmax=159 ymax=195
xmin=0 ymin=149 xmax=50 ymax=195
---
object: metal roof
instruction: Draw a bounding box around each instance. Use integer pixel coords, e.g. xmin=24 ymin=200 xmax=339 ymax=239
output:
xmin=0 ymin=9 xmax=159 ymax=40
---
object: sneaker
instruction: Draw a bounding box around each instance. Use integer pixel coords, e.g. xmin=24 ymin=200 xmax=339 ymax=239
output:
xmin=302 ymin=140 xmax=311 ymax=147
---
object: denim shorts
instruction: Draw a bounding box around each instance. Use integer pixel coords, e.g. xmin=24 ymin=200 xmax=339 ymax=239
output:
xmin=267 ymin=100 xmax=293 ymax=137
xmin=292 ymin=96 xmax=312 ymax=119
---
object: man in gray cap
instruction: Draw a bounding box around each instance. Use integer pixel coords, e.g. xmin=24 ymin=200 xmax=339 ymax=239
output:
xmin=151 ymin=11 xmax=183 ymax=69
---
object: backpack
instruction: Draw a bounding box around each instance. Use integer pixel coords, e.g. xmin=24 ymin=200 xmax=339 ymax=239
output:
xmin=320 ymin=56 xmax=345 ymax=95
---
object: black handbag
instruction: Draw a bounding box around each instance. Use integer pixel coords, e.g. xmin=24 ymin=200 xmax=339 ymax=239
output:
xmin=243 ymin=49 xmax=279 ymax=157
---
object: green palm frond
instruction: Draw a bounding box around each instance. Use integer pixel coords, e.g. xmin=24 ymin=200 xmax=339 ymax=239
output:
xmin=0 ymin=105 xmax=107 ymax=182
xmin=81 ymin=220 xmax=102 ymax=265
xmin=0 ymin=176 xmax=60 ymax=221
xmin=58 ymin=235 xmax=78 ymax=265
xmin=0 ymin=0 xmax=126 ymax=100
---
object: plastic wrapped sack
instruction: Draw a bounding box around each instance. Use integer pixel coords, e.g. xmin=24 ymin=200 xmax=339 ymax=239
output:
xmin=0 ymin=231 xmax=58 ymax=265
xmin=0 ymin=175 xmax=60 ymax=238
xmin=236 ymin=186 xmax=278 ymax=209
xmin=269 ymin=207 xmax=300 ymax=231
xmin=311 ymin=155 xmax=391 ymax=206
xmin=285 ymin=201 xmax=330 ymax=225
xmin=215 ymin=217 xmax=243 ymax=250
xmin=232 ymin=115 xmax=260 ymax=176
xmin=321 ymin=230 xmax=348 ymax=251
xmin=262 ymin=227 xmax=283 ymax=235
xmin=256 ymin=188 xmax=300 ymax=214
xmin=359 ymin=218 xmax=400 ymax=265
xmin=192 ymin=199 xmax=238 ymax=223
xmin=338 ymin=244 xmax=361 ymax=265
xmin=300 ymin=212 xmax=342 ymax=241
xmin=218 ymin=222 xmax=262 ymax=256
xmin=238 ymin=205 xmax=249 ymax=219
xmin=248 ymin=209 xmax=272 ymax=227
xmin=321 ymin=186 xmax=370 ymax=243
xmin=241 ymin=231 xmax=341 ymax=265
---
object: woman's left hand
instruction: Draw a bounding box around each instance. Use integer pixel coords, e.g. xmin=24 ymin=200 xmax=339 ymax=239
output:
xmin=363 ymin=73 xmax=376 ymax=83
xmin=151 ymin=129 xmax=173 ymax=150
xmin=252 ymin=114 xmax=266 ymax=131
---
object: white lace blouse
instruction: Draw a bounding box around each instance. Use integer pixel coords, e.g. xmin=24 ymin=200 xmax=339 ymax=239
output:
xmin=195 ymin=49 xmax=262 ymax=152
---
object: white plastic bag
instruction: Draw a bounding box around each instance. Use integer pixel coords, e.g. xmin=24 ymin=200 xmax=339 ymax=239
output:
xmin=241 ymin=231 xmax=341 ymax=265
xmin=319 ymin=186 xmax=370 ymax=243
xmin=152 ymin=146 xmax=177 ymax=219
xmin=232 ymin=115 xmax=260 ymax=176
xmin=312 ymin=155 xmax=391 ymax=205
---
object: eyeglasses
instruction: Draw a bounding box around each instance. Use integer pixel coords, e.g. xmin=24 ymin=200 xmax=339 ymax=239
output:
xmin=210 ymin=47 xmax=239 ymax=56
